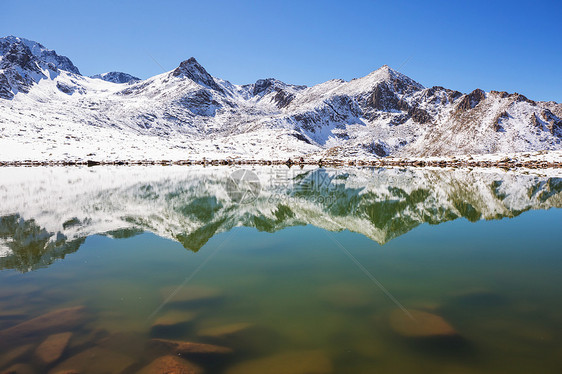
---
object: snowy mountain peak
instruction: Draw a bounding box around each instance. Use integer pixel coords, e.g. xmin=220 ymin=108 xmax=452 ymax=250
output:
xmin=368 ymin=64 xmax=424 ymax=90
xmin=0 ymin=36 xmax=80 ymax=74
xmin=91 ymin=71 xmax=140 ymax=84
xmin=0 ymin=36 xmax=561 ymax=160
xmin=171 ymin=57 xmax=223 ymax=92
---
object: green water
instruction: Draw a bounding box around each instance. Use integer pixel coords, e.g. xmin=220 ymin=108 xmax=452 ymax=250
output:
xmin=0 ymin=166 xmax=561 ymax=373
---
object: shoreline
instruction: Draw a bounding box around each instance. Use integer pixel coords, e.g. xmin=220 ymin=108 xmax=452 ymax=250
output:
xmin=1 ymin=157 xmax=561 ymax=169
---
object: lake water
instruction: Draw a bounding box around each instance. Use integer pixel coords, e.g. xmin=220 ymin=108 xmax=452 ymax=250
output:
xmin=0 ymin=166 xmax=561 ymax=373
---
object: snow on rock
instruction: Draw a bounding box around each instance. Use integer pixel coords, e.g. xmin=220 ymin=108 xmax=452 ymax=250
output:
xmin=90 ymin=71 xmax=140 ymax=84
xmin=0 ymin=36 xmax=561 ymax=162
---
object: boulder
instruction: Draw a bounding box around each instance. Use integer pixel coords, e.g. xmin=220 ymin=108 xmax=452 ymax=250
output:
xmin=95 ymin=331 xmax=146 ymax=357
xmin=34 ymin=332 xmax=72 ymax=365
xmin=137 ymin=355 xmax=202 ymax=374
xmin=389 ymin=309 xmax=457 ymax=337
xmin=151 ymin=338 xmax=232 ymax=355
xmin=225 ymin=350 xmax=333 ymax=374
xmin=48 ymin=347 xmax=134 ymax=374
xmin=0 ymin=363 xmax=35 ymax=374
xmin=197 ymin=322 xmax=253 ymax=338
xmin=0 ymin=307 xmax=86 ymax=344
xmin=152 ymin=310 xmax=198 ymax=328
xmin=0 ymin=345 xmax=33 ymax=369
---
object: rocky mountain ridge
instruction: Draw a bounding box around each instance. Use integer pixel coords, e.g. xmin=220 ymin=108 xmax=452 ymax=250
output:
xmin=90 ymin=71 xmax=140 ymax=84
xmin=0 ymin=36 xmax=561 ymax=161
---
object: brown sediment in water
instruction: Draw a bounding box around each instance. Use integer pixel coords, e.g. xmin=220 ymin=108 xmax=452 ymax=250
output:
xmin=150 ymin=338 xmax=234 ymax=355
xmin=0 ymin=307 xmax=87 ymax=345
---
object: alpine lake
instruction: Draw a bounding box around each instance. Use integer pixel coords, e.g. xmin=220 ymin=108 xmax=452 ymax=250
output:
xmin=0 ymin=165 xmax=561 ymax=374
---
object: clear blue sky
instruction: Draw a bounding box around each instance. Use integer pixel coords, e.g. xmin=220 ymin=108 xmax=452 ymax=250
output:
xmin=2 ymin=0 xmax=561 ymax=101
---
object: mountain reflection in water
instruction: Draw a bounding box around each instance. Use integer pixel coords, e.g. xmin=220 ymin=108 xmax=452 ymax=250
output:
xmin=0 ymin=166 xmax=561 ymax=272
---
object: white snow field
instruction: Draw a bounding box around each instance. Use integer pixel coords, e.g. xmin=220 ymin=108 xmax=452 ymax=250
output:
xmin=0 ymin=36 xmax=561 ymax=162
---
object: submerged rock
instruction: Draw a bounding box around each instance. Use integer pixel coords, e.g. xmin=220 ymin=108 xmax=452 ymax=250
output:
xmin=95 ymin=331 xmax=147 ymax=358
xmin=152 ymin=310 xmax=198 ymax=328
xmin=34 ymin=332 xmax=72 ymax=365
xmin=0 ymin=306 xmax=86 ymax=343
xmin=48 ymin=347 xmax=134 ymax=374
xmin=137 ymin=355 xmax=202 ymax=374
xmin=197 ymin=322 xmax=253 ymax=338
xmin=150 ymin=338 xmax=233 ymax=355
xmin=160 ymin=285 xmax=222 ymax=304
xmin=389 ymin=309 xmax=457 ymax=337
xmin=0 ymin=363 xmax=35 ymax=374
xmin=225 ymin=350 xmax=333 ymax=374
xmin=0 ymin=345 xmax=33 ymax=369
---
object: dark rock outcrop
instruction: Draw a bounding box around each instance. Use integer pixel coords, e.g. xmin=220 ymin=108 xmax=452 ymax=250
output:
xmin=408 ymin=105 xmax=431 ymax=124
xmin=493 ymin=110 xmax=509 ymax=131
xmin=273 ymin=88 xmax=295 ymax=108
xmin=91 ymin=71 xmax=140 ymax=84
xmin=455 ymin=88 xmax=486 ymax=112
xmin=172 ymin=57 xmax=224 ymax=93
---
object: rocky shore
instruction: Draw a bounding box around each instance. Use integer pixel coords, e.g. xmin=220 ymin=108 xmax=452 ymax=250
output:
xmin=0 ymin=157 xmax=560 ymax=169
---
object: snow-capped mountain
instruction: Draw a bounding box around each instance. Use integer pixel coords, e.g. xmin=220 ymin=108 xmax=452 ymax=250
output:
xmin=1 ymin=166 xmax=561 ymax=272
xmin=0 ymin=36 xmax=561 ymax=161
xmin=90 ymin=71 xmax=140 ymax=84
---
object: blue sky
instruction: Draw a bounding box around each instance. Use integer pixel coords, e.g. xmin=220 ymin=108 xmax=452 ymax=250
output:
xmin=2 ymin=0 xmax=561 ymax=101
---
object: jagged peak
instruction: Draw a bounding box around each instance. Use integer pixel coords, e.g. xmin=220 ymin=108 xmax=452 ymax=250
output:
xmin=173 ymin=57 xmax=207 ymax=75
xmin=362 ymin=64 xmax=424 ymax=93
xmin=171 ymin=57 xmax=223 ymax=92
xmin=0 ymin=35 xmax=80 ymax=74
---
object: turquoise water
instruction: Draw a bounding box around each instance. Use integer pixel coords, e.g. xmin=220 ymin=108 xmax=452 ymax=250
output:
xmin=0 ymin=166 xmax=561 ymax=373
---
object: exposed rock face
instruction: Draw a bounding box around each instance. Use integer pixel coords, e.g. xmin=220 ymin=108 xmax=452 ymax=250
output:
xmin=369 ymin=82 xmax=411 ymax=112
xmin=0 ymin=36 xmax=80 ymax=99
xmin=408 ymin=105 xmax=432 ymax=124
xmin=493 ymin=110 xmax=509 ymax=131
xmin=455 ymin=88 xmax=486 ymax=112
xmin=172 ymin=57 xmax=225 ymax=93
xmin=1 ymin=35 xmax=561 ymax=158
xmin=541 ymin=109 xmax=562 ymax=135
xmin=253 ymin=78 xmax=275 ymax=96
xmin=174 ymin=89 xmax=221 ymax=117
xmin=90 ymin=71 xmax=140 ymax=84
xmin=531 ymin=113 xmax=542 ymax=128
xmin=273 ymin=88 xmax=295 ymax=108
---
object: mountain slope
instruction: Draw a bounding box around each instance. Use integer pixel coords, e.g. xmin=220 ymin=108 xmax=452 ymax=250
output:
xmin=90 ymin=71 xmax=140 ymax=83
xmin=0 ymin=36 xmax=561 ymax=161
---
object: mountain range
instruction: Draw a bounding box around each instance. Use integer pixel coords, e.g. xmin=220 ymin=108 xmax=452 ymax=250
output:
xmin=0 ymin=36 xmax=561 ymax=161
xmin=1 ymin=166 xmax=561 ymax=272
